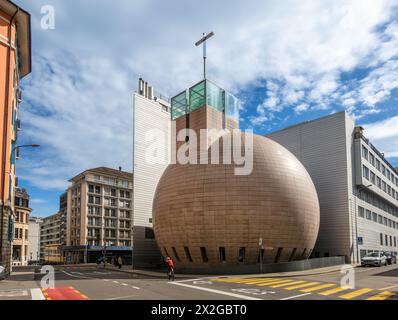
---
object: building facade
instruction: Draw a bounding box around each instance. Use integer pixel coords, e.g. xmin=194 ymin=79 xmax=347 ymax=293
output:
xmin=132 ymin=79 xmax=171 ymax=267
xmin=268 ymin=111 xmax=398 ymax=263
xmin=12 ymin=187 xmax=30 ymax=266
xmin=64 ymin=167 xmax=133 ymax=264
xmin=59 ymin=192 xmax=67 ymax=246
xmin=40 ymin=212 xmax=62 ymax=264
xmin=153 ymin=79 xmax=320 ymax=274
xmin=27 ymin=216 xmax=42 ymax=264
xmin=0 ymin=0 xmax=31 ymax=275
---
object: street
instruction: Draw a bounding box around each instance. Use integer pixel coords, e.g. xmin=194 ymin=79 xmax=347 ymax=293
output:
xmin=0 ymin=264 xmax=397 ymax=300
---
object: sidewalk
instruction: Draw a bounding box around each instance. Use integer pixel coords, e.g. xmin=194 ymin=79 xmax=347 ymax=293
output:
xmin=101 ymin=264 xmax=348 ymax=279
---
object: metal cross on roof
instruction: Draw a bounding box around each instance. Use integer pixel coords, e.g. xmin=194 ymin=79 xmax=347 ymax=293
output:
xmin=195 ymin=31 xmax=215 ymax=79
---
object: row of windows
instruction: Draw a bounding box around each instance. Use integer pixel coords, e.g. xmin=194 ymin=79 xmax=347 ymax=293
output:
xmin=88 ymin=184 xmax=131 ymax=198
xmin=14 ymin=211 xmax=29 ymax=224
xmin=163 ymin=246 xmax=309 ymax=264
xmin=358 ymin=188 xmax=398 ymax=218
xmin=87 ymin=196 xmax=131 ymax=208
xmin=14 ymin=228 xmax=28 ymax=240
xmin=363 ymin=165 xmax=398 ymax=202
xmin=362 ymin=145 xmax=398 ymax=186
xmin=379 ymin=233 xmax=397 ymax=247
xmin=87 ymin=206 xmax=131 ymax=218
xmin=92 ymin=175 xmax=130 ymax=188
xmin=358 ymin=206 xmax=398 ymax=230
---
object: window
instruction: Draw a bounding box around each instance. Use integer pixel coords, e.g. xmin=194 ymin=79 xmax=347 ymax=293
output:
xmin=382 ymin=164 xmax=386 ymax=176
xmin=238 ymin=247 xmax=245 ymax=263
xmin=370 ymin=171 xmax=376 ymax=184
xmin=362 ymin=165 xmax=369 ymax=180
xmin=184 ymin=247 xmax=193 ymax=262
xmin=380 ymin=233 xmax=383 ymax=245
xmin=378 ymin=215 xmax=383 ymax=224
xmin=372 ymin=212 xmax=378 ymax=222
xmin=274 ymin=247 xmax=283 ymax=263
xmin=145 ymin=227 xmax=155 ymax=239
xmin=390 ymin=236 xmax=393 ymax=247
xmin=385 ymin=234 xmax=388 ymax=245
xmin=289 ymin=248 xmax=297 ymax=262
xmin=369 ymin=153 xmax=375 ymax=166
xmin=376 ymin=159 xmax=381 ymax=171
xmin=394 ymin=237 xmax=397 ymax=247
xmin=219 ymin=247 xmax=226 ymax=262
xmin=362 ymin=146 xmax=368 ymax=160
xmin=88 ymin=184 xmax=94 ymax=193
xmin=172 ymin=247 xmax=180 ymax=262
xmin=377 ymin=176 xmax=382 ymax=189
xmin=200 ymin=247 xmax=208 ymax=263
xmin=358 ymin=206 xmax=365 ymax=218
xmin=366 ymin=209 xmax=372 ymax=220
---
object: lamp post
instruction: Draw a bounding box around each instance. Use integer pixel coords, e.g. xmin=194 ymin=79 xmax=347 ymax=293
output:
xmin=354 ymin=184 xmax=372 ymax=264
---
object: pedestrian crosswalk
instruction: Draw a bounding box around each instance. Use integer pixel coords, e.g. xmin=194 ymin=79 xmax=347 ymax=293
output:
xmin=211 ymin=277 xmax=397 ymax=300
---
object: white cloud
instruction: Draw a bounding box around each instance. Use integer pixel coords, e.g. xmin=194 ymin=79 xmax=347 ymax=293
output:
xmin=14 ymin=0 xmax=398 ymax=190
xmin=363 ymin=115 xmax=398 ymax=158
xmin=294 ymin=103 xmax=310 ymax=114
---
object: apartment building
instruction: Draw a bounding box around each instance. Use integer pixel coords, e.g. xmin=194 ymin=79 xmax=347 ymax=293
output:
xmin=59 ymin=192 xmax=67 ymax=246
xmin=12 ymin=187 xmax=31 ymax=266
xmin=27 ymin=216 xmax=42 ymax=264
xmin=132 ymin=79 xmax=171 ymax=267
xmin=0 ymin=0 xmax=31 ymax=275
xmin=40 ymin=212 xmax=62 ymax=263
xmin=64 ymin=167 xmax=133 ymax=264
xmin=268 ymin=111 xmax=398 ymax=263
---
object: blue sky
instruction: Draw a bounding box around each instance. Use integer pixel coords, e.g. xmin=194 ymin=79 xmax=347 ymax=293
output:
xmin=14 ymin=0 xmax=398 ymax=217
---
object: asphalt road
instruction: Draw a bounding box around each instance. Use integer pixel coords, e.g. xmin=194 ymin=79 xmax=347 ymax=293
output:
xmin=0 ymin=264 xmax=397 ymax=300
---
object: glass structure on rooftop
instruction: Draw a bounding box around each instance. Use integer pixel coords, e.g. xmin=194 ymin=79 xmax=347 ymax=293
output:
xmin=170 ymin=79 xmax=240 ymax=125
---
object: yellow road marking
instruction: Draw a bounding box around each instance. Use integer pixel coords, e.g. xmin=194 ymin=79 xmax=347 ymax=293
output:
xmin=366 ymin=291 xmax=395 ymax=300
xmin=318 ymin=286 xmax=351 ymax=296
xmin=339 ymin=288 xmax=373 ymax=299
xmin=284 ymin=282 xmax=320 ymax=290
xmin=300 ymin=283 xmax=336 ymax=293
xmin=270 ymin=281 xmax=307 ymax=288
xmin=256 ymin=279 xmax=294 ymax=286
xmin=238 ymin=278 xmax=281 ymax=285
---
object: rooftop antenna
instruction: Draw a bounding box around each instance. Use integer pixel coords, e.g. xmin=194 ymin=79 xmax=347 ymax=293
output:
xmin=195 ymin=31 xmax=215 ymax=79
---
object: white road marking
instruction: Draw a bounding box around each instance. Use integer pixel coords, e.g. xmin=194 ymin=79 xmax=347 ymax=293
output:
xmin=106 ymin=294 xmax=140 ymax=300
xmin=280 ymin=293 xmax=312 ymax=300
xmin=62 ymin=270 xmax=92 ymax=279
xmin=131 ymin=286 xmax=140 ymax=290
xmin=30 ymin=288 xmax=45 ymax=300
xmin=193 ymin=281 xmax=213 ymax=285
xmin=378 ymin=284 xmax=398 ymax=291
xmin=0 ymin=289 xmax=28 ymax=297
xmin=121 ymin=283 xmax=129 ymax=286
xmin=113 ymin=281 xmax=120 ymax=284
xmin=171 ymin=281 xmax=262 ymax=300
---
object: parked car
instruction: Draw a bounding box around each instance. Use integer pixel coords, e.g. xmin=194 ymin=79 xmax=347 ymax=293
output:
xmin=0 ymin=265 xmax=5 ymax=280
xmin=361 ymin=252 xmax=387 ymax=267
xmin=383 ymin=252 xmax=397 ymax=265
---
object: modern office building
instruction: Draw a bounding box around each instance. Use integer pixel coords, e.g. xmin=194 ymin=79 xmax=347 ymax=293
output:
xmin=153 ymin=79 xmax=320 ymax=273
xmin=40 ymin=212 xmax=62 ymax=263
xmin=12 ymin=187 xmax=31 ymax=266
xmin=63 ymin=167 xmax=133 ymax=264
xmin=27 ymin=216 xmax=42 ymax=264
xmin=0 ymin=0 xmax=31 ymax=275
xmin=132 ymin=79 xmax=171 ymax=267
xmin=268 ymin=111 xmax=398 ymax=263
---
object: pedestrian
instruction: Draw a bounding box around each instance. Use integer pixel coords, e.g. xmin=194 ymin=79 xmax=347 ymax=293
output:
xmin=165 ymin=256 xmax=175 ymax=281
xmin=118 ymin=256 xmax=123 ymax=269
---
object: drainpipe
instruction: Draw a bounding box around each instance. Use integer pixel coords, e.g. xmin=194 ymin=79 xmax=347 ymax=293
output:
xmin=0 ymin=8 xmax=19 ymax=266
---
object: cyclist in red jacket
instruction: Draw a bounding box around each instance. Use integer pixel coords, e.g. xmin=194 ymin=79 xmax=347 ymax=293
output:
xmin=165 ymin=257 xmax=175 ymax=281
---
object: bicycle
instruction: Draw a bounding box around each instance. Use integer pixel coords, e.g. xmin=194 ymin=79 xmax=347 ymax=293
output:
xmin=168 ymin=267 xmax=175 ymax=281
